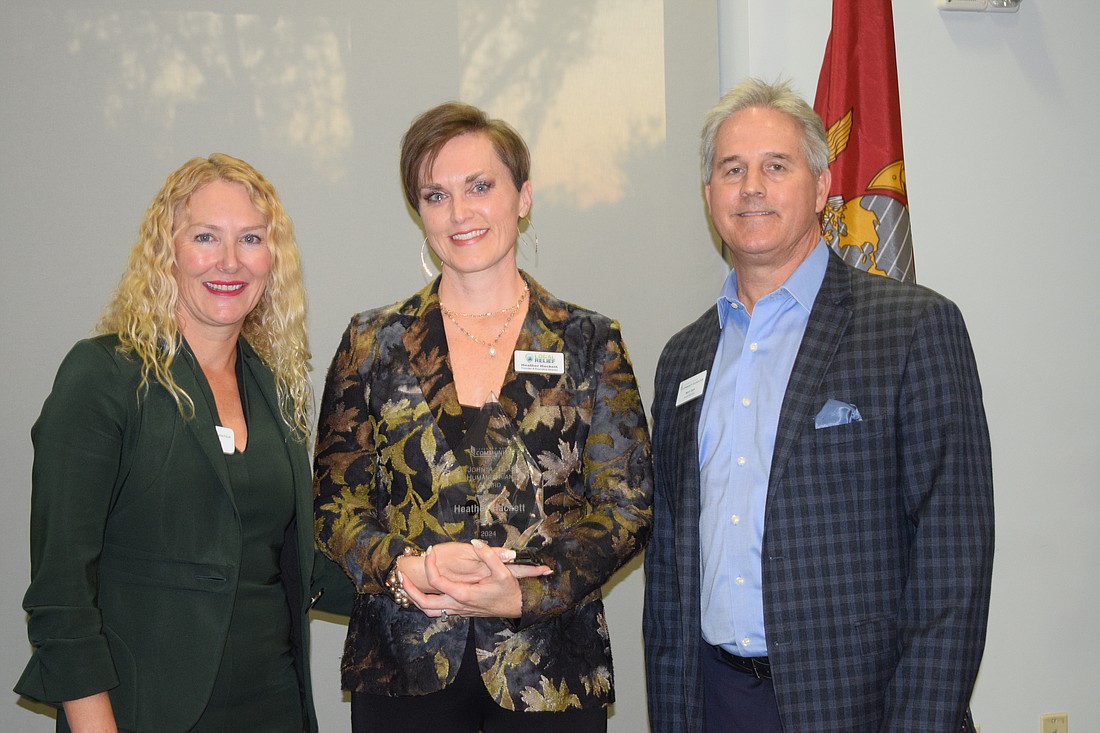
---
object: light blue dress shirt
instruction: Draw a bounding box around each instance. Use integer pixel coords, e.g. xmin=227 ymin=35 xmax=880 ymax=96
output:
xmin=698 ymin=241 xmax=828 ymax=657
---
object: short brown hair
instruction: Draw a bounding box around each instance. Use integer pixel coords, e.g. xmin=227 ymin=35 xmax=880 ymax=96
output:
xmin=400 ymin=102 xmax=530 ymax=212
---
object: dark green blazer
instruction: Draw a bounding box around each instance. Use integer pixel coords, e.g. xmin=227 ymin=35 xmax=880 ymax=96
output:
xmin=16 ymin=335 xmax=350 ymax=733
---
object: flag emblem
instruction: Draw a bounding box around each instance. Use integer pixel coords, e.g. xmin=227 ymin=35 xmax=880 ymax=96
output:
xmin=815 ymin=0 xmax=915 ymax=283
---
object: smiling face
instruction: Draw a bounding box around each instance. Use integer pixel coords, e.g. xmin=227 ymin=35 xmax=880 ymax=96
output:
xmin=173 ymin=179 xmax=272 ymax=342
xmin=705 ymin=105 xmax=831 ymax=273
xmin=418 ymin=132 xmax=532 ymax=281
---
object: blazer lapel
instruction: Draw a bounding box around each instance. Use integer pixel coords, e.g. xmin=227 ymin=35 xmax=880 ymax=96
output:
xmin=768 ymin=252 xmax=854 ymax=494
xmin=172 ymin=345 xmax=235 ymax=503
xmin=667 ymin=308 xmax=720 ymax=657
xmin=238 ymin=340 xmax=311 ymax=488
xmin=400 ymin=278 xmax=468 ymax=456
xmin=494 ymin=273 xmax=567 ymax=422
xmin=674 ymin=311 xmax=721 ymax=515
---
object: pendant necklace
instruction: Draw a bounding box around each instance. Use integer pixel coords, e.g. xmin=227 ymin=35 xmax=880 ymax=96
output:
xmin=440 ymin=282 xmax=529 ymax=358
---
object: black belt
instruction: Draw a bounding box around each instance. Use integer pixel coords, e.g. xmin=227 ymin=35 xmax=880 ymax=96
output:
xmin=713 ymin=645 xmax=772 ymax=679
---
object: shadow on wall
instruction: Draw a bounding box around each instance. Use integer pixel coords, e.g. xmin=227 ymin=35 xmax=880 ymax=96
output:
xmin=62 ymin=1 xmax=666 ymax=209
xmin=64 ymin=8 xmax=353 ymax=181
xmin=457 ymin=0 xmax=667 ymax=211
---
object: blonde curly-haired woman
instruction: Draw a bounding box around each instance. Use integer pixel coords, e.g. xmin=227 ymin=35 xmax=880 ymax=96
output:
xmin=16 ymin=154 xmax=349 ymax=733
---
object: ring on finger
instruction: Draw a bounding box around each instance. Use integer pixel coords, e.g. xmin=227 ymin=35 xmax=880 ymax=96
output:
xmin=440 ymin=609 xmax=448 ymax=620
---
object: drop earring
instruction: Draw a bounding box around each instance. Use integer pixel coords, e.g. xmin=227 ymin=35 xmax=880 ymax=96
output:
xmin=519 ymin=217 xmax=539 ymax=265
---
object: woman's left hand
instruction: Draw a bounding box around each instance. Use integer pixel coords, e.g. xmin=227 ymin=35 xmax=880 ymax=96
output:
xmin=402 ymin=539 xmax=551 ymax=619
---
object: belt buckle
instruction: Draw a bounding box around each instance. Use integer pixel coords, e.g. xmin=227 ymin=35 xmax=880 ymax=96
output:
xmin=748 ymin=657 xmax=768 ymax=679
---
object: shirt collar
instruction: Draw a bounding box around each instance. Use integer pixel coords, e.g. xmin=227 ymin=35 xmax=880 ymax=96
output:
xmin=715 ymin=239 xmax=829 ymax=328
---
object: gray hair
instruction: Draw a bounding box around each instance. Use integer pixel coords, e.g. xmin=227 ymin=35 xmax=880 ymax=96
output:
xmin=700 ymin=78 xmax=830 ymax=183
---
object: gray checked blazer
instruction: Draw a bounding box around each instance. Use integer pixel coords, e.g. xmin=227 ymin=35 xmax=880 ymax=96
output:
xmin=643 ymin=251 xmax=994 ymax=732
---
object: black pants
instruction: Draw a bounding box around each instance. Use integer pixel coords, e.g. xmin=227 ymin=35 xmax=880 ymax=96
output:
xmin=700 ymin=642 xmax=783 ymax=733
xmin=350 ymin=628 xmax=606 ymax=733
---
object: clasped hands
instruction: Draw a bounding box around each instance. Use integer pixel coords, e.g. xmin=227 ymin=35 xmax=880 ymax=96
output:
xmin=396 ymin=539 xmax=552 ymax=620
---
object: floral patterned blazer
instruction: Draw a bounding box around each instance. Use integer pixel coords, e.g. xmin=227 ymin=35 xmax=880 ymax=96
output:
xmin=314 ymin=272 xmax=653 ymax=712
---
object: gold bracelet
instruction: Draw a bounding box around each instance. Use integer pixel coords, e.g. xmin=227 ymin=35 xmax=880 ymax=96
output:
xmin=385 ymin=546 xmax=422 ymax=608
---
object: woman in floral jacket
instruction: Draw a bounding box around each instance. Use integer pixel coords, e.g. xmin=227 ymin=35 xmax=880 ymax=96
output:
xmin=314 ymin=102 xmax=653 ymax=733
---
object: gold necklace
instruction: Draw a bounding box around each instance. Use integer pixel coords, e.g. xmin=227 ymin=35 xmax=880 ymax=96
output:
xmin=440 ymin=282 xmax=529 ymax=358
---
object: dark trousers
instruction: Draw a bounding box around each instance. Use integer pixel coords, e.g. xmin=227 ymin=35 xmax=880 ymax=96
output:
xmin=351 ymin=627 xmax=606 ymax=733
xmin=700 ymin=642 xmax=783 ymax=733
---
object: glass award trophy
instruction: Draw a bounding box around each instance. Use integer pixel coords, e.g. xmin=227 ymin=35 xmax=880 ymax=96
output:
xmin=458 ymin=393 xmax=545 ymax=564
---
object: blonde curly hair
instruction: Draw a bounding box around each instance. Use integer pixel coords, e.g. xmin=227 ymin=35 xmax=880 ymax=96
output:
xmin=98 ymin=153 xmax=313 ymax=439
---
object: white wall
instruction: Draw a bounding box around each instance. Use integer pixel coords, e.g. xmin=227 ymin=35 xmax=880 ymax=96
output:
xmin=0 ymin=1 xmax=721 ymax=731
xmin=719 ymin=1 xmax=1100 ymax=730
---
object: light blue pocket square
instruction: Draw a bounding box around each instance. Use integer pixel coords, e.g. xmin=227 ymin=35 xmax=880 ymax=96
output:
xmin=815 ymin=399 xmax=862 ymax=429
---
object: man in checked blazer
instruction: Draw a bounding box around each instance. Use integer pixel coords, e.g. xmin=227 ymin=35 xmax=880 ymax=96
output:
xmin=642 ymin=78 xmax=994 ymax=732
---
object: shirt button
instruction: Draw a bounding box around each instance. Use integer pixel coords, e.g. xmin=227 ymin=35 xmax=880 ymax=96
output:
xmin=741 ymin=397 xmax=751 ymax=407
xmin=735 ymin=576 xmax=745 ymax=586
xmin=737 ymin=456 xmax=746 ymax=466
xmin=741 ymin=638 xmax=751 ymax=647
xmin=731 ymin=514 xmax=740 ymax=525
xmin=749 ymin=342 xmax=759 ymax=351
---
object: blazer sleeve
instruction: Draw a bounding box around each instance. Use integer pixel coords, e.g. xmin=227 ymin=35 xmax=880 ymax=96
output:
xmin=15 ymin=340 xmax=129 ymax=704
xmin=883 ymin=298 xmax=994 ymax=730
xmin=309 ymin=550 xmax=356 ymax=616
xmin=515 ymin=320 xmax=654 ymax=628
xmin=313 ymin=317 xmax=408 ymax=594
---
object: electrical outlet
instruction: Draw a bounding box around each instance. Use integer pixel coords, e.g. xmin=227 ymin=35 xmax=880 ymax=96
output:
xmin=1041 ymin=712 xmax=1069 ymax=733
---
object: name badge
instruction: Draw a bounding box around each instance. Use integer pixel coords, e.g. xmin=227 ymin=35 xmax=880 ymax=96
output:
xmin=675 ymin=370 xmax=707 ymax=406
xmin=514 ymin=350 xmax=565 ymax=375
xmin=215 ymin=426 xmax=235 ymax=455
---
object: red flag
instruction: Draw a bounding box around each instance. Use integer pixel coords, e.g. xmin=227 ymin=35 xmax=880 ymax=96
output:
xmin=814 ymin=0 xmax=915 ymax=283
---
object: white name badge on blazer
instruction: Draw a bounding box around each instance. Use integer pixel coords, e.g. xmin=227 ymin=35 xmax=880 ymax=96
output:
xmin=215 ymin=426 xmax=235 ymax=455
xmin=514 ymin=350 xmax=565 ymax=375
xmin=676 ymin=370 xmax=707 ymax=406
